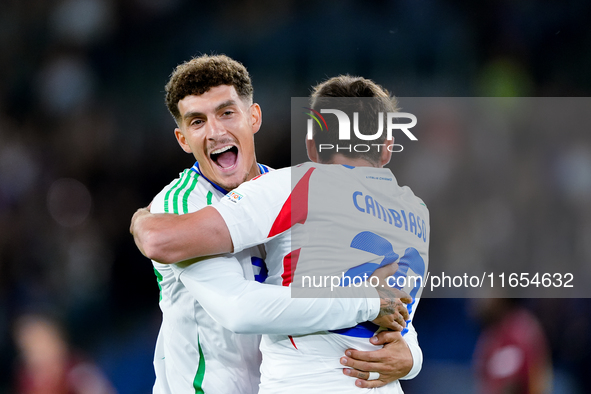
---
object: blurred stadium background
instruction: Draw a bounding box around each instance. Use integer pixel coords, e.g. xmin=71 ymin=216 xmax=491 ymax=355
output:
xmin=1 ymin=0 xmax=590 ymax=393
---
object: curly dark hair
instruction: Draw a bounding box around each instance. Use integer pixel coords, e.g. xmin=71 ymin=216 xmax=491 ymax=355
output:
xmin=165 ymin=54 xmax=253 ymax=122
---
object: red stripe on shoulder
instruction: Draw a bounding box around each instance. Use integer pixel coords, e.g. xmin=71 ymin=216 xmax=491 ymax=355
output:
xmin=267 ymin=167 xmax=315 ymax=238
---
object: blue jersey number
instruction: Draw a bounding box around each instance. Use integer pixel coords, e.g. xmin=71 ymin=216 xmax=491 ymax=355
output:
xmin=331 ymin=231 xmax=425 ymax=338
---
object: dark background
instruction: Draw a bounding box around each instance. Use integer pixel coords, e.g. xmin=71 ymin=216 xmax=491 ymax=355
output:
xmin=1 ymin=0 xmax=590 ymax=392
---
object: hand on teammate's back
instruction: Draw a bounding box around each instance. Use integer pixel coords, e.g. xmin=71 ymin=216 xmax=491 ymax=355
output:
xmin=340 ymin=331 xmax=413 ymax=388
xmin=371 ymin=263 xmax=411 ymax=331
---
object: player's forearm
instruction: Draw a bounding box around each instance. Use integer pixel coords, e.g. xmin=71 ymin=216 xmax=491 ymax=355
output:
xmin=223 ymin=288 xmax=379 ymax=335
xmin=206 ymin=286 xmax=379 ymax=335
xmin=132 ymin=210 xmax=191 ymax=264
xmin=131 ymin=206 xmax=233 ymax=264
xmin=180 ymin=261 xmax=379 ymax=335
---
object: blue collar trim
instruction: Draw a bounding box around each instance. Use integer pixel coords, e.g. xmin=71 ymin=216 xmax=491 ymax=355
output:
xmin=190 ymin=161 xmax=271 ymax=194
xmin=190 ymin=162 xmax=229 ymax=194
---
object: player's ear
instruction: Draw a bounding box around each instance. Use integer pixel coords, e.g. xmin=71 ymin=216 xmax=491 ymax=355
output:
xmin=306 ymin=137 xmax=319 ymax=163
xmin=174 ymin=128 xmax=193 ymax=154
xmin=380 ymin=137 xmax=393 ymax=167
xmin=250 ymin=103 xmax=262 ymax=134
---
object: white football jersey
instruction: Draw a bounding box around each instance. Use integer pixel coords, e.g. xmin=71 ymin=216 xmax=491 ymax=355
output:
xmin=150 ymin=162 xmax=382 ymax=394
xmin=151 ymin=162 xmax=271 ymax=394
xmin=215 ymin=162 xmax=429 ymax=393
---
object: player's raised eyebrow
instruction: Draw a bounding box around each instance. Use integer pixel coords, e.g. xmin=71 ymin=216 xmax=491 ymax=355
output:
xmin=182 ymin=110 xmax=205 ymax=122
xmin=215 ymin=100 xmax=238 ymax=112
xmin=181 ymin=100 xmax=239 ymax=122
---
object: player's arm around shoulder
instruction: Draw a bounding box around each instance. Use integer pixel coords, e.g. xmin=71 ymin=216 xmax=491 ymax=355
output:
xmin=131 ymin=207 xmax=231 ymax=264
xmin=130 ymin=176 xmax=233 ymax=264
xmin=130 ymin=183 xmax=169 ymax=258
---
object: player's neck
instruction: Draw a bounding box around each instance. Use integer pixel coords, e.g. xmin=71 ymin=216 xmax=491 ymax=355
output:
xmin=322 ymin=154 xmax=381 ymax=168
xmin=244 ymin=160 xmax=262 ymax=182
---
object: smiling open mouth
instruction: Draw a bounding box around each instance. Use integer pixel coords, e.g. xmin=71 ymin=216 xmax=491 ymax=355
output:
xmin=210 ymin=145 xmax=238 ymax=169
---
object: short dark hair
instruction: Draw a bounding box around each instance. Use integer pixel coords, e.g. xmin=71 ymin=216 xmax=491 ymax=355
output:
xmin=165 ymin=54 xmax=253 ymax=122
xmin=310 ymin=75 xmax=398 ymax=165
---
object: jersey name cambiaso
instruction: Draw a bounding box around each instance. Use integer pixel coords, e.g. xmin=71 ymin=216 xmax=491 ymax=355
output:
xmin=214 ymin=162 xmax=429 ymax=393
